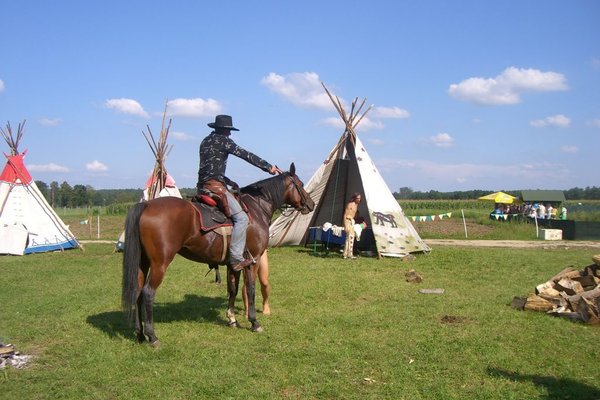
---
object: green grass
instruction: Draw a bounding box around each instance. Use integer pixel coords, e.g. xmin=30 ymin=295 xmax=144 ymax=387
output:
xmin=1 ymin=244 xmax=599 ymax=399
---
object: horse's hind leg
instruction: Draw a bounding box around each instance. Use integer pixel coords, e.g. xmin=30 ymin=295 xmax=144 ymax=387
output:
xmin=242 ymin=266 xmax=262 ymax=333
xmin=135 ymin=266 xmax=148 ymax=343
xmin=226 ymin=267 xmax=242 ymax=328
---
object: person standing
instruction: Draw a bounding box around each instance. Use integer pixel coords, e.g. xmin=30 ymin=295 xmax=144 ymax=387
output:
xmin=197 ymin=115 xmax=282 ymax=271
xmin=343 ymin=192 xmax=362 ymax=259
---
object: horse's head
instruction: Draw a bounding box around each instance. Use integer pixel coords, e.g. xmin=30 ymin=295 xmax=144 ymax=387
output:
xmin=282 ymin=163 xmax=314 ymax=215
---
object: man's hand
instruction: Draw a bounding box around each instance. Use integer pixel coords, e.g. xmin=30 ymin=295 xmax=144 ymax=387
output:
xmin=270 ymin=165 xmax=283 ymax=175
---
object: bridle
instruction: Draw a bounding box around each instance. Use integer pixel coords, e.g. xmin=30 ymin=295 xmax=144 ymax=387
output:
xmin=282 ymin=172 xmax=311 ymax=215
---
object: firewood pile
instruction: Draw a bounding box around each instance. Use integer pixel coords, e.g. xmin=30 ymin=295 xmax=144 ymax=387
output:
xmin=512 ymin=254 xmax=600 ymax=324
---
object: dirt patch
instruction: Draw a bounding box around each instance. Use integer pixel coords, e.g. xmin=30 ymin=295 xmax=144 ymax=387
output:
xmin=414 ymin=219 xmax=494 ymax=238
xmin=439 ymin=315 xmax=472 ymax=325
xmin=425 ymin=239 xmax=600 ymax=249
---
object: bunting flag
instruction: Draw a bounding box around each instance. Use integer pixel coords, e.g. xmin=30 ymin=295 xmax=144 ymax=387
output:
xmin=409 ymin=212 xmax=452 ymax=222
xmin=79 ymin=219 xmax=89 ymax=225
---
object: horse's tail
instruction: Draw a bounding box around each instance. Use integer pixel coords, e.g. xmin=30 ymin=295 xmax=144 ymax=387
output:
xmin=122 ymin=202 xmax=147 ymax=326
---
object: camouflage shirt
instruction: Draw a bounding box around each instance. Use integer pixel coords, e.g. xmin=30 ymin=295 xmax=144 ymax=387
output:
xmin=197 ymin=131 xmax=272 ymax=188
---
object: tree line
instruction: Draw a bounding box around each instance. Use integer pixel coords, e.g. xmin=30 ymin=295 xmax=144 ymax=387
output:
xmin=33 ymin=180 xmax=600 ymax=208
xmin=393 ymin=186 xmax=600 ymax=200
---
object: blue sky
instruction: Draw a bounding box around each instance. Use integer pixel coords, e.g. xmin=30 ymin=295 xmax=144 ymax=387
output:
xmin=1 ymin=1 xmax=599 ymax=192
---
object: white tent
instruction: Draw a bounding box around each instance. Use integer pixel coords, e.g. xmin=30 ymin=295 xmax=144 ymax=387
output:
xmin=0 ymin=121 xmax=79 ymax=255
xmin=269 ymin=85 xmax=430 ymax=258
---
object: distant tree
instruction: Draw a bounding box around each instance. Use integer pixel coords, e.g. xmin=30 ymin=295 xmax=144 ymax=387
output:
xmin=72 ymin=184 xmax=89 ymax=207
xmin=50 ymin=181 xmax=60 ymax=207
xmin=35 ymin=180 xmax=49 ymax=201
xmin=59 ymin=181 xmax=73 ymax=207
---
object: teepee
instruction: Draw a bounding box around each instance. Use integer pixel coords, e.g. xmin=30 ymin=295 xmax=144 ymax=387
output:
xmin=0 ymin=121 xmax=79 ymax=255
xmin=140 ymin=108 xmax=182 ymax=201
xmin=115 ymin=107 xmax=181 ymax=251
xmin=269 ymin=84 xmax=430 ymax=258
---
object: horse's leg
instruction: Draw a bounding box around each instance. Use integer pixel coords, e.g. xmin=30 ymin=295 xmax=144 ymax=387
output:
xmin=208 ymin=264 xmax=221 ymax=284
xmin=243 ymin=265 xmax=262 ymax=333
xmin=135 ymin=265 xmax=148 ymax=343
xmin=141 ymin=260 xmax=170 ymax=347
xmin=226 ymin=267 xmax=242 ymax=328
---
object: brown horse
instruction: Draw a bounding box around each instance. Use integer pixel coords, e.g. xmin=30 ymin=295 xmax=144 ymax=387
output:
xmin=122 ymin=163 xmax=314 ymax=345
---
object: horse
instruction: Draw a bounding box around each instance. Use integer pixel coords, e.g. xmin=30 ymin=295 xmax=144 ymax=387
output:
xmin=121 ymin=163 xmax=314 ymax=346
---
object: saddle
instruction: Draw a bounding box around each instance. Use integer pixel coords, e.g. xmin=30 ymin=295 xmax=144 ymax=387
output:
xmin=191 ymin=194 xmax=233 ymax=233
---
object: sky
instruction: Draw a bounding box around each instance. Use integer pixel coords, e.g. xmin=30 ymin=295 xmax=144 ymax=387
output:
xmin=1 ymin=1 xmax=599 ymax=192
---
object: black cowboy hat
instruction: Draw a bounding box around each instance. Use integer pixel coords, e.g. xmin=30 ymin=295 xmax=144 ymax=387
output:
xmin=208 ymin=115 xmax=239 ymax=131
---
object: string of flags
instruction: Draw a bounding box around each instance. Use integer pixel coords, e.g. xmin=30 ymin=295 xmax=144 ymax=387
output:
xmin=408 ymin=212 xmax=452 ymax=222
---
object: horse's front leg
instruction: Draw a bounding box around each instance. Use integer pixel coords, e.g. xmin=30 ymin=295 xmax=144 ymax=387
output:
xmin=243 ymin=266 xmax=262 ymax=333
xmin=226 ymin=267 xmax=242 ymax=328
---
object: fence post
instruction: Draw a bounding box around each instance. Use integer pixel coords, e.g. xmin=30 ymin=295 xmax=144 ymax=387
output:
xmin=461 ymin=209 xmax=468 ymax=238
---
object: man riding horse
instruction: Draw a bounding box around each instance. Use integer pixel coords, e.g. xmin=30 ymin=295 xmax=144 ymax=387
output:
xmin=197 ymin=115 xmax=282 ymax=272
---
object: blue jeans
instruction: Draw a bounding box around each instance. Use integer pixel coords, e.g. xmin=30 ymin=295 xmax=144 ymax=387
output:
xmin=226 ymin=191 xmax=249 ymax=264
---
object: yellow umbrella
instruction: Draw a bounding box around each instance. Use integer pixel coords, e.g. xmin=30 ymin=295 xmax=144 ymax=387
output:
xmin=478 ymin=191 xmax=519 ymax=204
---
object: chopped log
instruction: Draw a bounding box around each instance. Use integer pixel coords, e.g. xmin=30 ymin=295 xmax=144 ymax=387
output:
xmin=577 ymin=297 xmax=600 ymax=324
xmin=538 ymin=293 xmax=565 ymax=307
xmin=549 ymin=266 xmax=579 ymax=282
xmin=555 ymin=278 xmax=584 ymax=296
xmin=524 ymin=294 xmax=555 ymax=312
xmin=535 ymin=281 xmax=555 ymax=295
xmin=537 ymin=286 xmax=562 ymax=298
xmin=563 ymin=286 xmax=600 ymax=311
xmin=572 ymin=274 xmax=597 ymax=290
xmin=592 ymin=254 xmax=600 ymax=267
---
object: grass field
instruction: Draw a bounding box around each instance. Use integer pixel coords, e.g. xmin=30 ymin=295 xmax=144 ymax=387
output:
xmin=1 ymin=243 xmax=599 ymax=399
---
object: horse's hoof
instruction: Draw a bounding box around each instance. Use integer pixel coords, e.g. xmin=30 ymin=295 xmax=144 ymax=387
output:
xmin=227 ymin=321 xmax=241 ymax=328
xmin=150 ymin=340 xmax=161 ymax=348
xmin=252 ymin=326 xmax=264 ymax=333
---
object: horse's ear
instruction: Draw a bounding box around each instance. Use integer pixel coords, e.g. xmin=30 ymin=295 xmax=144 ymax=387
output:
xmin=289 ymin=162 xmax=295 ymax=175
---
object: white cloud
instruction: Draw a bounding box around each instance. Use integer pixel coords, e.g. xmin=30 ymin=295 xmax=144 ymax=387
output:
xmin=448 ymin=67 xmax=568 ymax=105
xmin=588 ymin=119 xmax=600 ymax=128
xmin=371 ymin=106 xmax=410 ymax=119
xmin=170 ymin=131 xmax=196 ymax=141
xmin=105 ymin=98 xmax=149 ymax=117
xmin=28 ymin=163 xmax=69 ymax=173
xmin=560 ymin=145 xmax=578 ymax=153
xmin=378 ymin=158 xmax=570 ymax=183
xmin=39 ymin=118 xmax=62 ymax=127
xmin=261 ymin=72 xmax=333 ymax=110
xmin=530 ymin=114 xmax=570 ymax=128
xmin=367 ymin=138 xmax=384 ymax=145
xmin=167 ymin=98 xmax=222 ymax=118
xmin=0 ymin=79 xmax=4 ymax=92
xmin=86 ymin=160 xmax=108 ymax=172
xmin=427 ymin=133 xmax=454 ymax=148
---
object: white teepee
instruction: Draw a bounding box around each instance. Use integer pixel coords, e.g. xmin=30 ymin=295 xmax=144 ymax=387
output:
xmin=269 ymin=84 xmax=430 ymax=258
xmin=0 ymin=121 xmax=79 ymax=255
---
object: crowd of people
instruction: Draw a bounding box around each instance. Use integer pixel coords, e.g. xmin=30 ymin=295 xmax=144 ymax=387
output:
xmin=491 ymin=202 xmax=568 ymax=220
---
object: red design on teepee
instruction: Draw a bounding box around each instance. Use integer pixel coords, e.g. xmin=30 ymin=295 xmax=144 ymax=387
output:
xmin=0 ymin=153 xmax=32 ymax=184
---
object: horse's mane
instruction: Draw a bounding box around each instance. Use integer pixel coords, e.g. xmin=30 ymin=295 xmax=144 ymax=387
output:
xmin=241 ymin=173 xmax=286 ymax=207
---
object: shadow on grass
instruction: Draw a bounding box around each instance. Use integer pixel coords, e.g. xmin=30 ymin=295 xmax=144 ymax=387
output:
xmin=87 ymin=294 xmax=227 ymax=340
xmin=488 ymin=367 xmax=600 ymax=400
